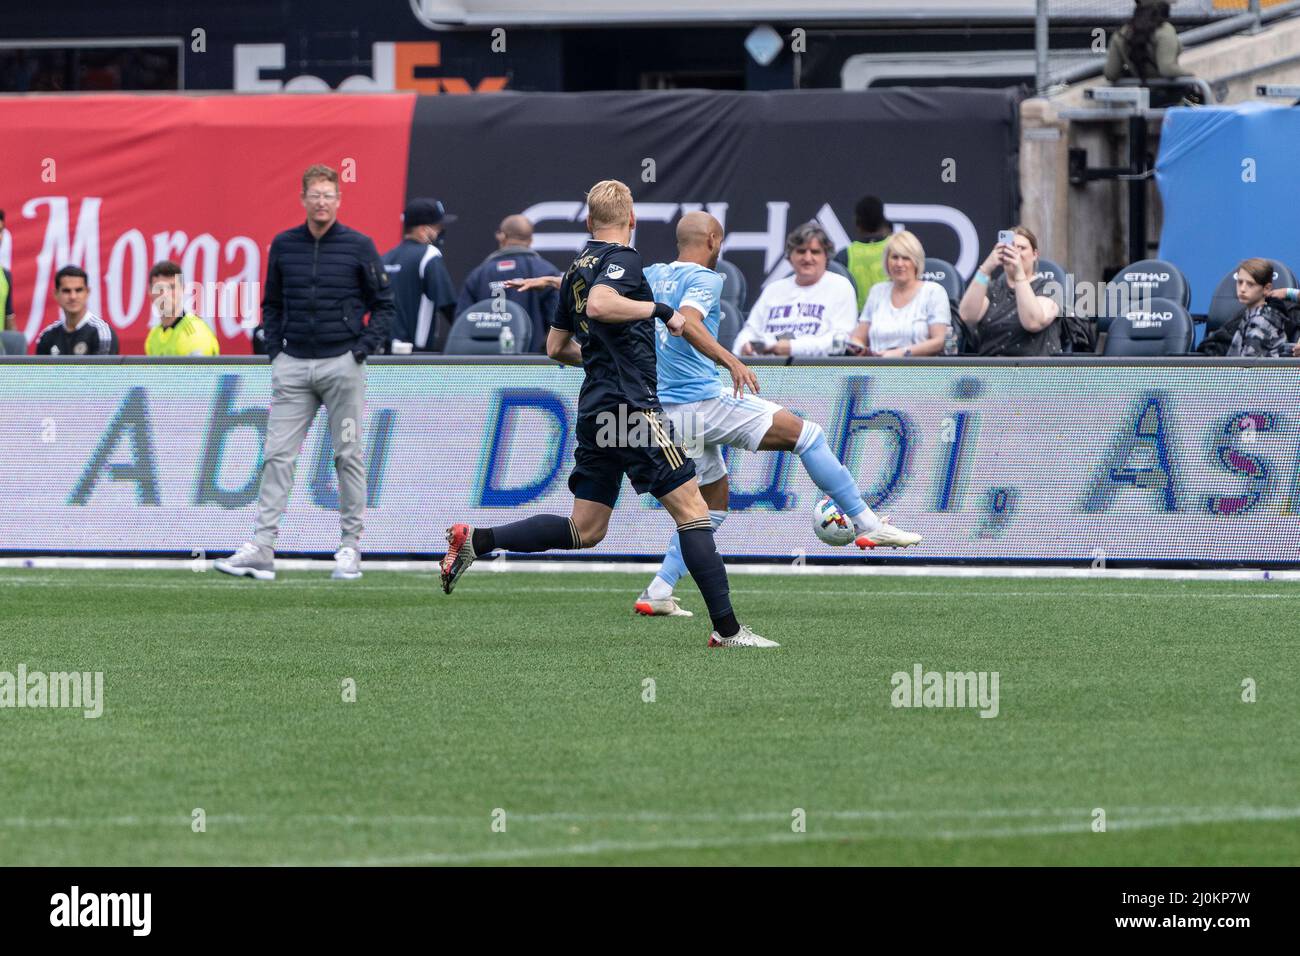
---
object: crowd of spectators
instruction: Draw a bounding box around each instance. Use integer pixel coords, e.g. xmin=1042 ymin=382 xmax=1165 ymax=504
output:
xmin=3 ymin=169 xmax=1299 ymax=361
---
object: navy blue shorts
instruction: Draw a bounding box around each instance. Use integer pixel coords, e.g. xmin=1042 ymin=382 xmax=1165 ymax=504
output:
xmin=568 ymin=409 xmax=696 ymax=508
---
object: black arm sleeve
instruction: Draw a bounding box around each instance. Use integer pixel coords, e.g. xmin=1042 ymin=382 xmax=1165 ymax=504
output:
xmin=359 ymin=238 xmax=394 ymax=356
xmin=261 ymin=238 xmax=284 ymax=359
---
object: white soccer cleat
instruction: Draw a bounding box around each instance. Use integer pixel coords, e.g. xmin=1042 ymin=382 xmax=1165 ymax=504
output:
xmin=332 ymin=546 xmax=362 ymax=580
xmin=634 ymin=591 xmax=694 ymax=617
xmin=856 ymin=518 xmax=922 ymax=550
xmin=213 ymin=542 xmax=276 ymax=581
xmin=707 ymin=624 xmax=780 ymax=648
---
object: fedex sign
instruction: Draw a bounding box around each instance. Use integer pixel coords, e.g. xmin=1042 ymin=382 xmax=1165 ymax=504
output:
xmin=235 ymin=42 xmax=508 ymax=94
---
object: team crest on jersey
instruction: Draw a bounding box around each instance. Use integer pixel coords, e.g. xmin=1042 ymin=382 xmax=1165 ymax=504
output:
xmin=496 ymin=260 xmax=516 ymax=271
xmin=50 ymin=345 xmax=61 ymax=355
xmin=604 ymin=264 xmax=625 ymax=280
xmin=74 ymin=341 xmax=88 ymax=355
xmin=571 ymin=276 xmax=588 ymax=313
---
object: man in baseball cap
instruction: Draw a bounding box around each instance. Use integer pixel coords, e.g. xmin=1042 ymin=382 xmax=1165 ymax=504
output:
xmin=381 ymin=198 xmax=459 ymax=351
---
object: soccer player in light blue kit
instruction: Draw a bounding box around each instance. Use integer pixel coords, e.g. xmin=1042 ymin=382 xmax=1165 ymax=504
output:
xmin=633 ymin=211 xmax=922 ymax=616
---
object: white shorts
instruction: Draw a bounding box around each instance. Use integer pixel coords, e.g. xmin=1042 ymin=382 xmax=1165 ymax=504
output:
xmin=661 ymin=393 xmax=783 ymax=486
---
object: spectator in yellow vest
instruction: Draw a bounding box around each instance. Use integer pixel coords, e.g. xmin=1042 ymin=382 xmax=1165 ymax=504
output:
xmin=832 ymin=195 xmax=891 ymax=314
xmin=145 ymin=260 xmax=220 ymax=356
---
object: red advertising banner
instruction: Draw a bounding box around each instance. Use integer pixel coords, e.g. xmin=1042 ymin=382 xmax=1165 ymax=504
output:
xmin=0 ymin=94 xmax=415 ymax=354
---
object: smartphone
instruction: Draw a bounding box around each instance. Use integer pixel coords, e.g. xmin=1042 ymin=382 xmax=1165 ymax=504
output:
xmin=997 ymin=229 xmax=1016 ymax=247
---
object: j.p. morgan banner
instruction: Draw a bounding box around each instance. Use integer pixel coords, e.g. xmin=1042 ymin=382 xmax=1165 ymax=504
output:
xmin=3 ymin=360 xmax=1300 ymax=565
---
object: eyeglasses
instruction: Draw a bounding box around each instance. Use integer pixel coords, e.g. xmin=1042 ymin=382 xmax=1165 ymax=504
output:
xmin=305 ymin=193 xmax=339 ymax=203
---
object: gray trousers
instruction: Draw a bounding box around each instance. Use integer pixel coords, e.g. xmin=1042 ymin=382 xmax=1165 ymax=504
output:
xmin=255 ymin=352 xmax=366 ymax=551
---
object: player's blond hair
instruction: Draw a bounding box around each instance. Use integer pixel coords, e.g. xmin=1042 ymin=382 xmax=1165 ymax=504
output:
xmin=586 ymin=180 xmax=634 ymax=231
xmin=883 ymin=230 xmax=926 ymax=280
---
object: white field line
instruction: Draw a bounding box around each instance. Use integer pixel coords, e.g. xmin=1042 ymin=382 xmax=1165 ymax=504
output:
xmin=4 ymin=804 xmax=1294 ymax=832
xmin=1 ymin=556 xmax=1299 ymax=583
xmin=299 ymin=805 xmax=1300 ymax=866
xmin=0 ymin=576 xmax=1299 ymax=602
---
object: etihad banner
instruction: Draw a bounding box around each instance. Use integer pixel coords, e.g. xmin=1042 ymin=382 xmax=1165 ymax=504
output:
xmin=1 ymin=360 xmax=1299 ymax=564
xmin=406 ymin=88 xmax=1021 ymax=310
xmin=0 ymin=94 xmax=414 ymax=355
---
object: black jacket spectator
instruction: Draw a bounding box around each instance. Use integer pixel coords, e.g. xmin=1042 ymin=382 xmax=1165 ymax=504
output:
xmin=261 ymin=221 xmax=393 ymax=360
xmin=457 ymin=246 xmax=560 ymax=353
xmin=1197 ymin=299 xmax=1300 ymax=357
xmin=35 ymin=314 xmax=119 ymax=355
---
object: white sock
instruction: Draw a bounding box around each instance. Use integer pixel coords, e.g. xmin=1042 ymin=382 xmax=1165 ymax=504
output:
xmin=647 ymin=575 xmax=675 ymax=600
xmin=849 ymin=508 xmax=881 ymax=533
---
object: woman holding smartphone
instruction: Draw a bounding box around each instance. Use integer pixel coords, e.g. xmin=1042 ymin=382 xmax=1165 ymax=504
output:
xmin=958 ymin=226 xmax=1062 ymax=357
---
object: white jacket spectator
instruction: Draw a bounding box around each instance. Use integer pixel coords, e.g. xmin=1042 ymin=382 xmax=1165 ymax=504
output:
xmin=851 ymin=229 xmax=950 ymax=357
xmin=732 ymin=222 xmax=857 ymax=357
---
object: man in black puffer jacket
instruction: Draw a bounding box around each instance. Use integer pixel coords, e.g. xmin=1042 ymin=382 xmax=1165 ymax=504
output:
xmin=217 ymin=163 xmax=394 ymax=584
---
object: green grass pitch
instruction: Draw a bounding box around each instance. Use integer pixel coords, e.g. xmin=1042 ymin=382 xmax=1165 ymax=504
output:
xmin=1 ymin=567 xmax=1295 ymax=866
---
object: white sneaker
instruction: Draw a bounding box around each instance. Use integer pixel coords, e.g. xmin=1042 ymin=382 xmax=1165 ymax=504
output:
xmin=332 ymin=546 xmax=362 ymax=580
xmin=214 ymin=542 xmax=276 ymax=581
xmin=634 ymin=591 xmax=693 ymax=617
xmin=856 ymin=518 xmax=922 ymax=549
xmin=707 ymin=625 xmax=779 ymax=648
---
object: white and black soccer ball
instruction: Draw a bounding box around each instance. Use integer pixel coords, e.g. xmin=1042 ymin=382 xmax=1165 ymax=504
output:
xmin=812 ymin=496 xmax=855 ymax=546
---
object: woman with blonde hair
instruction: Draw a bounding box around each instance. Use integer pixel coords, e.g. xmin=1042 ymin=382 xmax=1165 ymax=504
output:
xmin=849 ymin=230 xmax=949 ymax=357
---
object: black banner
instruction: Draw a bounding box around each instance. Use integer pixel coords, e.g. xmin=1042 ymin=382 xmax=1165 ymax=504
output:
xmin=406 ymin=88 xmax=1021 ymax=309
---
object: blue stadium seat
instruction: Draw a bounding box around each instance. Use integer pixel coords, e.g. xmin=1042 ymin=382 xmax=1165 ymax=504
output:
xmin=1035 ymin=258 xmax=1072 ymax=315
xmin=445 ymin=299 xmax=532 ymax=355
xmin=717 ymin=299 xmax=742 ymax=352
xmin=716 ymin=258 xmax=747 ymax=310
xmin=1098 ymin=259 xmax=1190 ymax=332
xmin=827 ymin=259 xmax=857 ymax=299
xmin=1206 ymin=260 xmax=1298 ymax=334
xmin=921 ymin=257 xmax=963 ymax=306
xmin=1102 ymin=298 xmax=1193 ymax=356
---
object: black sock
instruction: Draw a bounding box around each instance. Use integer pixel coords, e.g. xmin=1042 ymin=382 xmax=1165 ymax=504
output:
xmin=677 ymin=521 xmax=739 ymax=637
xmin=482 ymin=515 xmax=581 ymax=554
xmin=471 ymin=528 xmax=495 ymax=555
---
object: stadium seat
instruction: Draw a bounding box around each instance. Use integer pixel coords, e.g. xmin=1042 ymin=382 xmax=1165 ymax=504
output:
xmin=1206 ymin=260 xmax=1299 ymax=334
xmin=920 ymin=258 xmax=968 ymax=354
xmin=0 ymin=331 xmax=26 ymax=355
xmin=444 ymin=299 xmax=532 ymax=355
xmin=716 ymin=258 xmax=747 ymax=310
xmin=1097 ymin=259 xmax=1190 ymax=333
xmin=826 ymin=259 xmax=857 ymax=299
xmin=717 ymin=300 xmax=742 ymax=351
xmin=921 ymin=258 xmax=963 ymax=306
xmin=1102 ymin=298 xmax=1194 ymax=356
xmin=1035 ymin=258 xmax=1072 ymax=314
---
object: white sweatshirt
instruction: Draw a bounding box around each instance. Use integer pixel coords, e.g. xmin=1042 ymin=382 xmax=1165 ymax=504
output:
xmin=732 ymin=271 xmax=858 ymax=357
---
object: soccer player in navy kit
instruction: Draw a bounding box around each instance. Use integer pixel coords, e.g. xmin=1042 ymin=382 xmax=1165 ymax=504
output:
xmin=440 ymin=180 xmax=774 ymax=648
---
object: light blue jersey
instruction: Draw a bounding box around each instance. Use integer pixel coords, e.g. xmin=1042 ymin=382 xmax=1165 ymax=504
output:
xmin=645 ymin=260 xmax=726 ymax=405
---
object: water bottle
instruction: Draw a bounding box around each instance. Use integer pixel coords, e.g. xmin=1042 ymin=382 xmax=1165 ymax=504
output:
xmin=498 ymin=325 xmax=516 ymax=355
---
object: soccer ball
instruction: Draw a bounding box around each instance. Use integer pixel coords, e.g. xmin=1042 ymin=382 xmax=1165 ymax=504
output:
xmin=812 ymin=496 xmax=856 ymax=546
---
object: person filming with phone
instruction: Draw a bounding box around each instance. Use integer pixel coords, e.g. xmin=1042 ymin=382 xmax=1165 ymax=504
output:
xmin=958 ymin=226 xmax=1061 ymax=357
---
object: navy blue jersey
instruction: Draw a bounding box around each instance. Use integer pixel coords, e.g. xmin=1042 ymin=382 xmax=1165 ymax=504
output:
xmin=457 ymin=247 xmax=560 ymax=353
xmin=551 ymin=240 xmax=659 ymax=417
xmin=381 ymin=238 xmax=456 ymax=350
